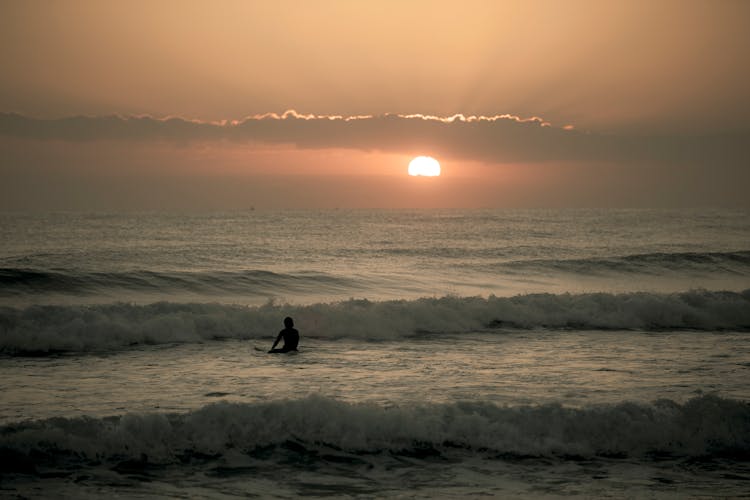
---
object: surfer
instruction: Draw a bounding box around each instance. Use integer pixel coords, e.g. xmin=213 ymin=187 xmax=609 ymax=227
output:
xmin=268 ymin=316 xmax=299 ymax=353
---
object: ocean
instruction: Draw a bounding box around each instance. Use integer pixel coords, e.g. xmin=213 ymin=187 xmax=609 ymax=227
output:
xmin=1 ymin=209 xmax=749 ymax=498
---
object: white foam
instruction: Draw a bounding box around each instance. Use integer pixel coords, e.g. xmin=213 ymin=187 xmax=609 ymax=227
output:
xmin=1 ymin=395 xmax=748 ymax=464
xmin=1 ymin=289 xmax=748 ymax=354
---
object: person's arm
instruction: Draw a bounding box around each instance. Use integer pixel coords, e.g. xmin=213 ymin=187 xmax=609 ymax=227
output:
xmin=270 ymin=332 xmax=282 ymax=350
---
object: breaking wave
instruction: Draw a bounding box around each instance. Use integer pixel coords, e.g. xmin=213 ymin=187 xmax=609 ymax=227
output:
xmin=1 ymin=395 xmax=748 ymax=473
xmin=1 ymin=289 xmax=749 ymax=355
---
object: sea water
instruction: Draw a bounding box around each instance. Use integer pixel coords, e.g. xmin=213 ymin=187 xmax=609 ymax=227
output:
xmin=1 ymin=209 xmax=749 ymax=498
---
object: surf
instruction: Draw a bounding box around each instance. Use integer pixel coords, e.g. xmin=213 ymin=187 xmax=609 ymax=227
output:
xmin=1 ymin=394 xmax=748 ymax=470
xmin=1 ymin=289 xmax=749 ymax=355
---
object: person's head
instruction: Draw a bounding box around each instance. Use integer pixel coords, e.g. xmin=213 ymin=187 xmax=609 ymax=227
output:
xmin=284 ymin=316 xmax=294 ymax=328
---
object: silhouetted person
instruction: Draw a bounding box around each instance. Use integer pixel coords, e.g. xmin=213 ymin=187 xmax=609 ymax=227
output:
xmin=269 ymin=316 xmax=299 ymax=353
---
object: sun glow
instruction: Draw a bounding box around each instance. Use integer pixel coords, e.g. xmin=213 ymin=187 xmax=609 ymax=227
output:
xmin=408 ymin=156 xmax=441 ymax=177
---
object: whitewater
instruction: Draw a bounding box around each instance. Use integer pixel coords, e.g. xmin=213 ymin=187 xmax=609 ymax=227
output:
xmin=1 ymin=209 xmax=749 ymax=498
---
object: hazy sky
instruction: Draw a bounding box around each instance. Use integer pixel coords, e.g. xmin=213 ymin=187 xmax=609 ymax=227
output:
xmin=1 ymin=0 xmax=748 ymax=209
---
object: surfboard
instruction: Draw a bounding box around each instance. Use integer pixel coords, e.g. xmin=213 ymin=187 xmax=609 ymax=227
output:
xmin=254 ymin=346 xmax=299 ymax=353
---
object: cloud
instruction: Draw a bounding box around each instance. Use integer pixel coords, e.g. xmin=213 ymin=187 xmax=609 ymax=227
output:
xmin=0 ymin=111 xmax=747 ymax=166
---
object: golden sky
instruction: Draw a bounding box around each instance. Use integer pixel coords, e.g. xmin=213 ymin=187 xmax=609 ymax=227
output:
xmin=1 ymin=0 xmax=748 ymax=209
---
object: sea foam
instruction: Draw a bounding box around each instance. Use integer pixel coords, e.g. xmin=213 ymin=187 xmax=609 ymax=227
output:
xmin=1 ymin=395 xmax=748 ymax=469
xmin=1 ymin=289 xmax=749 ymax=354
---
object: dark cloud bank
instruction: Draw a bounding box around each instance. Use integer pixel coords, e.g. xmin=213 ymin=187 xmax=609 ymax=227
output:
xmin=1 ymin=111 xmax=747 ymax=166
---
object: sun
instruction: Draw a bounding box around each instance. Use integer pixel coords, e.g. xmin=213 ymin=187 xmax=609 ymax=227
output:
xmin=408 ymin=156 xmax=441 ymax=177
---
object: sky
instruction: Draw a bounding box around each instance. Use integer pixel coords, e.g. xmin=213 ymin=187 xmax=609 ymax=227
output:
xmin=1 ymin=0 xmax=748 ymax=210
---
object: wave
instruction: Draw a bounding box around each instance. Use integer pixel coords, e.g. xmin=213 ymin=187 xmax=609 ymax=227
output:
xmin=494 ymin=250 xmax=750 ymax=276
xmin=1 ymin=289 xmax=749 ymax=355
xmin=362 ymin=248 xmax=750 ymax=274
xmin=1 ymin=395 xmax=748 ymax=472
xmin=0 ymin=267 xmax=359 ymax=297
xmin=1 ymin=251 xmax=748 ymax=298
